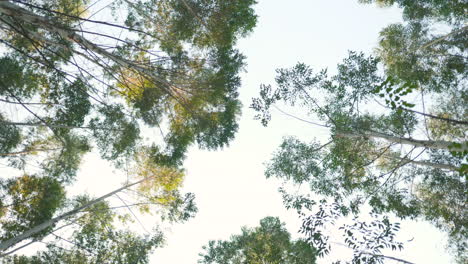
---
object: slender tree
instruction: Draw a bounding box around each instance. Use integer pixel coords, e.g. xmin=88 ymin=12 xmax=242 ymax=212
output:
xmin=0 ymin=0 xmax=257 ymax=259
xmin=0 ymin=164 xmax=196 ymax=254
xmin=252 ymin=1 xmax=466 ymax=261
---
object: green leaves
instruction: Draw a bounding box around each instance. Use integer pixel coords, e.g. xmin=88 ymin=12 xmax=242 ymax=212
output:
xmin=300 ymin=200 xmax=405 ymax=263
xmin=89 ymin=104 xmax=140 ymax=163
xmin=199 ymin=217 xmax=317 ymax=264
xmin=0 ymin=0 xmax=258 ymax=259
xmin=360 ymin=0 xmax=467 ymax=24
xmin=0 ymin=114 xmax=21 ymax=154
xmin=0 ymin=56 xmax=38 ymax=98
xmin=0 ymin=175 xmax=66 ymax=240
xmin=50 ymin=79 xmax=91 ymax=128
xmin=252 ymin=3 xmax=467 ymax=262
xmin=372 ymin=76 xmax=417 ymax=112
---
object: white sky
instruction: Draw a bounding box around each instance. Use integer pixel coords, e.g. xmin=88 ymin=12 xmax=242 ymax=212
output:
xmin=145 ymin=1 xmax=455 ymax=263
xmin=30 ymin=0 xmax=455 ymax=263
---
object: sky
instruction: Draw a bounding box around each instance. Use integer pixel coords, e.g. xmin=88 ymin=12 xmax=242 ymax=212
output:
xmin=4 ymin=0 xmax=455 ymax=263
xmin=142 ymin=0 xmax=454 ymax=263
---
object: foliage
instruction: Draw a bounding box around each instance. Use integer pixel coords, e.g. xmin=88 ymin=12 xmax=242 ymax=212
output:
xmin=199 ymin=216 xmax=317 ymax=264
xmin=2 ymin=199 xmax=165 ymax=264
xmin=358 ymin=0 xmax=467 ymax=24
xmin=0 ymin=175 xmax=66 ymax=241
xmin=0 ymin=0 xmax=257 ymax=178
xmin=252 ymin=1 xmax=466 ymax=262
xmin=0 ymin=0 xmax=257 ymax=258
xmin=291 ymin=198 xmax=405 ymax=264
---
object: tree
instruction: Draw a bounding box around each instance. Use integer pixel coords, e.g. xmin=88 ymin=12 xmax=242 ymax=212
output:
xmin=0 ymin=175 xmax=66 ymax=243
xmin=251 ymin=1 xmax=466 ymax=260
xmin=286 ymin=197 xmax=410 ymax=264
xmin=0 ymin=0 xmax=257 ymax=258
xmin=0 ymin=0 xmax=257 ymax=175
xmin=198 ymin=217 xmax=317 ymax=264
xmin=1 ymin=198 xmax=166 ymax=264
xmin=0 ymin=163 xmax=196 ymax=252
xmin=358 ymin=0 xmax=467 ymax=24
xmin=0 ymin=158 xmax=197 ymax=253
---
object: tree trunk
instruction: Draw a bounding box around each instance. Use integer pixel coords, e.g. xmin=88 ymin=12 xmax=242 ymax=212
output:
xmin=0 ymin=148 xmax=61 ymax=156
xmin=0 ymin=177 xmax=149 ymax=252
xmin=0 ymin=120 xmax=88 ymax=130
xmin=399 ymin=107 xmax=468 ymax=126
xmin=389 ymin=156 xmax=460 ymax=171
xmin=0 ymin=120 xmax=125 ymax=131
xmin=335 ymin=131 xmax=467 ymax=152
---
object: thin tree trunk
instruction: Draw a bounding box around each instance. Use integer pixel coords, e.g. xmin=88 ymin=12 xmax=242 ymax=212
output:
xmin=0 ymin=1 xmax=195 ymax=114
xmin=399 ymin=107 xmax=468 ymax=126
xmin=0 ymin=120 xmax=90 ymax=130
xmin=362 ymin=252 xmax=415 ymax=264
xmin=0 ymin=177 xmax=150 ymax=252
xmin=336 ymin=131 xmax=467 ymax=152
xmin=420 ymin=25 xmax=468 ymax=50
xmin=0 ymin=148 xmax=61 ymax=156
xmin=0 ymin=120 xmax=125 ymax=131
xmin=401 ymin=158 xmax=459 ymax=171
xmin=0 ymin=1 xmax=172 ymax=91
xmin=384 ymin=155 xmax=460 ymax=171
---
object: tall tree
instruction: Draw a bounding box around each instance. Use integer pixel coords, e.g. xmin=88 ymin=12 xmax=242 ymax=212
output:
xmin=252 ymin=1 xmax=466 ymax=260
xmin=1 ymin=198 xmax=166 ymax=264
xmin=0 ymin=0 xmax=257 ymax=259
xmin=0 ymin=0 xmax=257 ymax=175
xmin=199 ymin=217 xmax=317 ymax=264
xmin=0 ymin=153 xmax=197 ymax=253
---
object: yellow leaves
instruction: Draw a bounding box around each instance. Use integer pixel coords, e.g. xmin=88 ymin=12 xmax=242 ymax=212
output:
xmin=136 ymin=165 xmax=184 ymax=194
xmin=56 ymin=0 xmax=89 ymax=18
xmin=10 ymin=175 xmax=35 ymax=199
xmin=8 ymin=175 xmax=44 ymax=215
xmin=375 ymin=149 xmax=401 ymax=170
xmin=130 ymin=149 xmax=185 ymax=212
xmin=0 ymin=206 xmax=6 ymax=219
xmin=115 ymin=68 xmax=151 ymax=102
xmin=427 ymin=113 xmax=466 ymax=141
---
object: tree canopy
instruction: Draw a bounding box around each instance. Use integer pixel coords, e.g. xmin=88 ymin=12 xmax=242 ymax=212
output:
xmin=252 ymin=0 xmax=466 ymax=262
xmin=0 ymin=0 xmax=257 ymax=259
xmin=199 ymin=217 xmax=317 ymax=264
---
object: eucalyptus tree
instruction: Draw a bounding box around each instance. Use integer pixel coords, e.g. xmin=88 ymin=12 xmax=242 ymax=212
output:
xmin=0 ymin=0 xmax=257 ymax=258
xmin=1 ymin=199 xmax=166 ymax=264
xmin=0 ymin=0 xmax=257 ymax=176
xmin=199 ymin=217 xmax=317 ymax=264
xmin=252 ymin=1 xmax=466 ymax=261
xmin=0 ymin=149 xmax=196 ymax=255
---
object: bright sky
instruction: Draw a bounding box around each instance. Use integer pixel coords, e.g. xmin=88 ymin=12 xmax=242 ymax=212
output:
xmin=73 ymin=0 xmax=454 ymax=263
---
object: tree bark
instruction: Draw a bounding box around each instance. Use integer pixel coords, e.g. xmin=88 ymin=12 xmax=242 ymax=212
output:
xmin=0 ymin=120 xmax=126 ymax=131
xmin=0 ymin=120 xmax=90 ymax=130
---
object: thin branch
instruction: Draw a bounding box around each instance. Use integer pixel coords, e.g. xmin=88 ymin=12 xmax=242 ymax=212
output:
xmin=10 ymin=0 xmax=157 ymax=38
xmin=273 ymin=105 xmax=330 ymax=128
xmin=399 ymin=107 xmax=468 ymax=126
xmin=420 ymin=25 xmax=468 ymax=50
xmin=114 ymin=194 xmax=149 ymax=234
